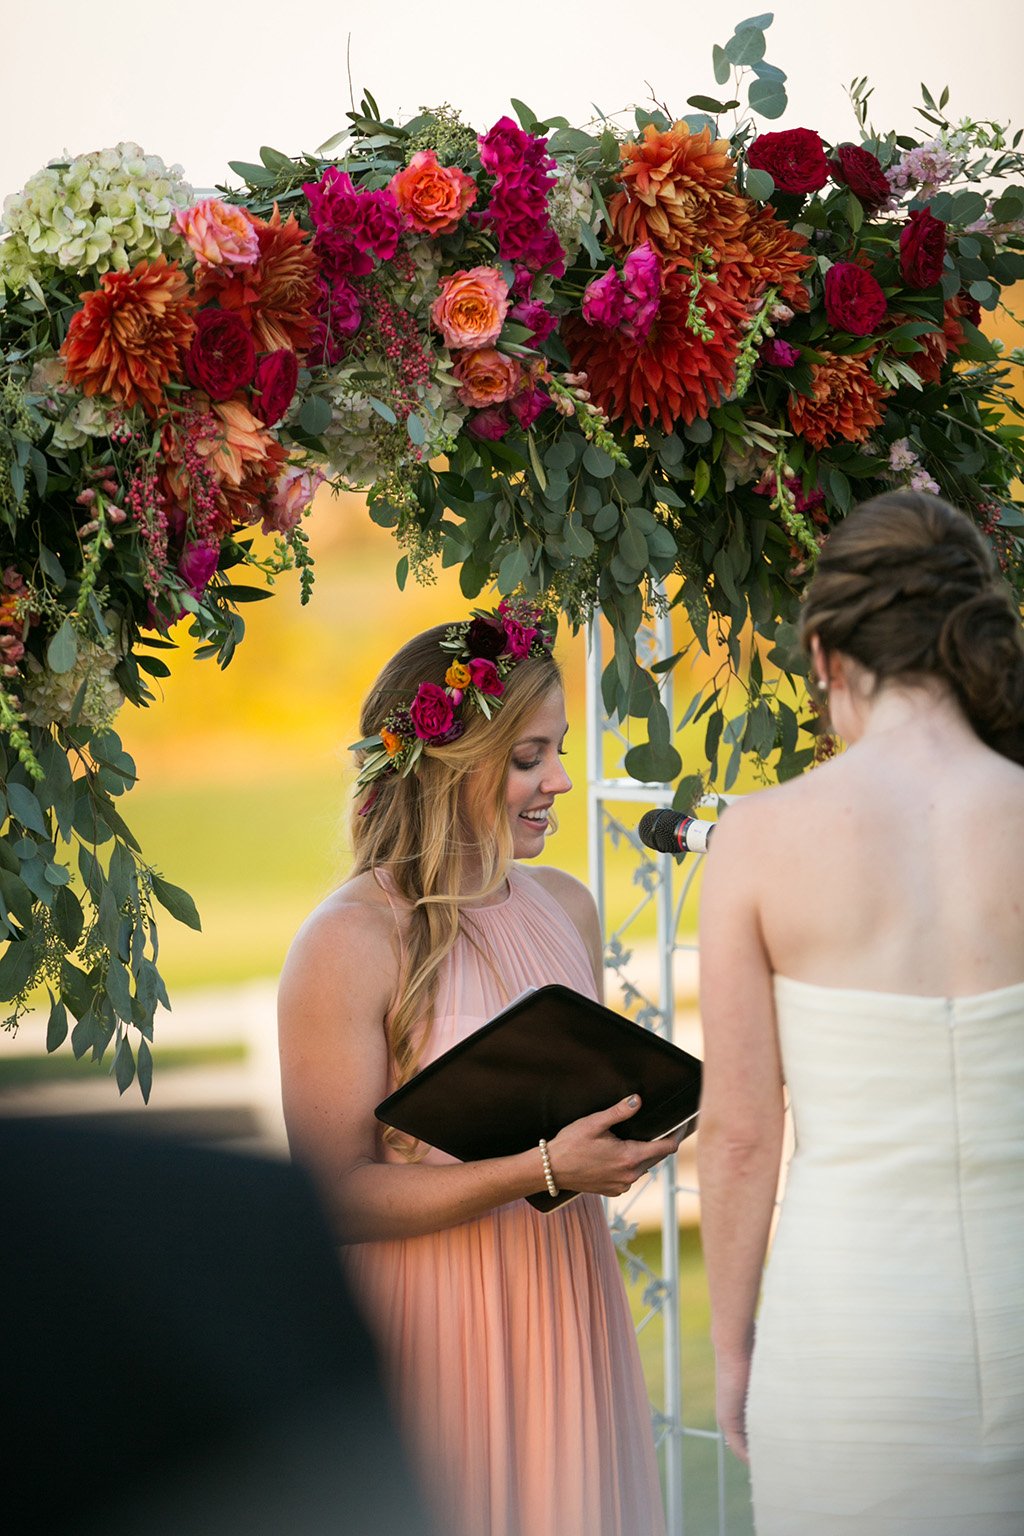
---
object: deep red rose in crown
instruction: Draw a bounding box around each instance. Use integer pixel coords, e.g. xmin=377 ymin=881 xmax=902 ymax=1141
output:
xmin=409 ymin=682 xmax=455 ymax=742
xmin=747 ymin=128 xmax=830 ymax=195
xmin=465 ymin=616 xmax=507 ymax=659
xmin=252 ymin=348 xmax=299 ymax=425
xmin=900 ymin=207 xmax=947 ymax=289
xmin=184 ymin=307 xmax=257 ymax=400
xmin=467 ymin=657 xmax=504 ymax=696
xmin=829 ymin=143 xmax=890 ymax=209
xmin=824 ymin=262 xmax=888 ymax=335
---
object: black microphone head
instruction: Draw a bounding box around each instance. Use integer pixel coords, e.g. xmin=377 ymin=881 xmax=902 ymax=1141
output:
xmin=638 ymin=809 xmax=686 ymax=854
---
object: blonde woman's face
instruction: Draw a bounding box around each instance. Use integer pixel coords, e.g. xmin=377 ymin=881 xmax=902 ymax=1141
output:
xmin=503 ymin=688 xmax=572 ymax=858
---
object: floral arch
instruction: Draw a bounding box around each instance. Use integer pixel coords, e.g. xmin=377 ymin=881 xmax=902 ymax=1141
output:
xmin=0 ymin=15 xmax=1022 ymax=1087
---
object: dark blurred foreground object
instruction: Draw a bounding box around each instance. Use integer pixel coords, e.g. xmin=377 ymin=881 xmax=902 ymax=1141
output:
xmin=0 ymin=1120 xmax=436 ymax=1536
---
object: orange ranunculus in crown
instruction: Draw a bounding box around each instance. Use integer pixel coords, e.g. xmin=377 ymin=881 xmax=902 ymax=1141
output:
xmin=431 ymin=266 xmax=510 ymax=351
xmin=389 ymin=150 xmax=477 ymax=236
xmin=61 ymin=256 xmax=196 ymax=416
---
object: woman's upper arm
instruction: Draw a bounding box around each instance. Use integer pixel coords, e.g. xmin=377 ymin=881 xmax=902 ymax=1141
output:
xmin=277 ymin=897 xmax=400 ymax=1181
xmin=698 ymin=802 xmax=784 ymax=1134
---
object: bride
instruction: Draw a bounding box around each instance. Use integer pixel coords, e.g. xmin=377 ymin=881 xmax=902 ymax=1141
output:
xmin=697 ymin=490 xmax=1024 ymax=1534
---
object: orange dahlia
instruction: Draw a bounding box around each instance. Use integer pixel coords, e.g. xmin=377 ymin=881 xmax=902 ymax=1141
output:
xmin=162 ymin=396 xmax=288 ymax=534
xmin=722 ymin=201 xmax=813 ymax=312
xmin=61 ymin=256 xmax=196 ymax=416
xmin=894 ymin=293 xmax=975 ymax=385
xmin=194 ymin=206 xmax=319 ymax=355
xmin=787 ymin=353 xmax=888 ymax=450
xmin=564 ymin=266 xmax=746 ymax=434
xmin=609 ymin=122 xmax=749 ymax=267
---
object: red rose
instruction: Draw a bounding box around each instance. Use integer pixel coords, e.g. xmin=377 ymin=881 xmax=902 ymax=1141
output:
xmin=409 ymin=682 xmax=455 ymax=742
xmin=184 ymin=308 xmax=256 ymax=401
xmin=465 ymin=617 xmax=507 ymax=659
xmin=747 ymin=129 xmax=830 ymax=195
xmin=824 ymin=262 xmax=888 ymax=335
xmin=252 ymin=348 xmax=299 ymax=425
xmin=829 ymin=144 xmax=890 ymax=209
xmin=467 ymin=657 xmax=504 ymax=697
xmin=900 ymin=207 xmax=947 ymax=290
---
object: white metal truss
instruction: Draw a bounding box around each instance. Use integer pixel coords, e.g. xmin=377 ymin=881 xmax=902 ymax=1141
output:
xmin=586 ymin=606 xmax=742 ymax=1536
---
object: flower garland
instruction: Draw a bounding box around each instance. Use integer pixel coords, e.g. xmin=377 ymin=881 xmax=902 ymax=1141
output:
xmin=352 ymin=599 xmax=555 ymax=790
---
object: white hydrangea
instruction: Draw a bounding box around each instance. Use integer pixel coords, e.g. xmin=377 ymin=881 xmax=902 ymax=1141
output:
xmin=320 ymin=379 xmax=383 ymax=487
xmin=21 ymin=633 xmax=125 ymax=730
xmin=548 ymin=168 xmax=597 ymax=265
xmin=402 ymin=237 xmax=446 ymax=311
xmin=320 ymin=365 xmax=468 ymax=488
xmin=0 ymin=142 xmax=193 ymax=292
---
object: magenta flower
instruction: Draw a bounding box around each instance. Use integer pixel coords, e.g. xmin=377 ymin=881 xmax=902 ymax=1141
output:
xmin=510 ymin=299 xmax=558 ymax=344
xmin=468 ymin=407 xmax=511 ymax=440
xmin=178 ymin=541 xmax=219 ymax=598
xmin=503 ymin=617 xmax=539 ymax=658
xmin=761 ymin=337 xmax=800 ymax=368
xmin=509 ymin=385 xmax=549 ymax=430
xmin=467 ymin=657 xmax=504 ymax=696
xmin=409 ymin=682 xmax=455 ymax=742
xmin=583 ymin=267 xmax=627 ymax=329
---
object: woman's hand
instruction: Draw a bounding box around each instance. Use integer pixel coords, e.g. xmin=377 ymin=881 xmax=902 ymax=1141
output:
xmin=714 ymin=1345 xmax=752 ymax=1463
xmin=546 ymin=1095 xmax=683 ymax=1197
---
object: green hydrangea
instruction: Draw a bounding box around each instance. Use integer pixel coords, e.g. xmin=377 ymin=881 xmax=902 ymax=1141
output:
xmin=0 ymin=142 xmax=194 ymax=293
xmin=21 ymin=634 xmax=125 ymax=730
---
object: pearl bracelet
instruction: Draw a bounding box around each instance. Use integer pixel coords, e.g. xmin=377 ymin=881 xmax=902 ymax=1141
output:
xmin=538 ymin=1137 xmax=559 ymax=1198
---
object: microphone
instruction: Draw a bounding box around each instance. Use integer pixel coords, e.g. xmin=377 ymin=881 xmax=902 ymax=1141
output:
xmin=638 ymin=809 xmax=716 ymax=856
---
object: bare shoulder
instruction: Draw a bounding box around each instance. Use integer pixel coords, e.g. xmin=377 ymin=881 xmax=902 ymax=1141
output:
xmin=521 ymin=863 xmax=598 ymax=927
xmin=279 ymin=870 xmax=401 ymax=1005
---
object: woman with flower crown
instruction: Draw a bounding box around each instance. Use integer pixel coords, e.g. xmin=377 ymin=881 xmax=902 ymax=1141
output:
xmin=277 ymin=601 xmax=673 ymax=1536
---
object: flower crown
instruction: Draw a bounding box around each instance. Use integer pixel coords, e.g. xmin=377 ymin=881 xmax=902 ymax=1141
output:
xmin=351 ymin=599 xmax=557 ymax=792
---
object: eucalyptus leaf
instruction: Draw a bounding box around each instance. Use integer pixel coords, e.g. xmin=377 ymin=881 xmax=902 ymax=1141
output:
xmin=744 ymin=168 xmax=775 ymax=201
xmin=7 ymin=782 xmax=47 ymax=836
xmin=151 ymin=875 xmax=202 ymax=932
xmin=748 ymin=78 xmax=787 ymax=119
xmin=46 ymin=618 xmax=78 ymax=675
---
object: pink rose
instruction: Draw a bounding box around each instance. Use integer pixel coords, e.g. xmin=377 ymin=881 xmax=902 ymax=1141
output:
xmin=467 ymin=657 xmax=504 ymax=696
xmin=176 ymin=199 xmax=259 ymax=268
xmin=503 ymin=618 xmax=538 ymax=658
xmin=468 ymin=407 xmax=511 ymax=440
xmin=510 ymin=299 xmax=558 ymax=344
xmin=252 ymin=349 xmax=299 ymax=425
xmin=409 ymin=682 xmax=455 ymax=742
xmin=261 ymin=465 xmax=324 ymax=535
xmin=431 ymin=267 xmax=510 ymax=351
xmin=509 ymin=385 xmax=548 ymax=430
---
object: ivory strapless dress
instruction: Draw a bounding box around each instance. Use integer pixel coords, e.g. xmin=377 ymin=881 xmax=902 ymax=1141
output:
xmin=747 ymin=975 xmax=1024 ymax=1535
xmin=345 ymin=864 xmax=666 ymax=1536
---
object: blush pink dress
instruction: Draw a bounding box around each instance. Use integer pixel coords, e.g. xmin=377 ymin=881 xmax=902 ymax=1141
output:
xmin=345 ymin=863 xmax=666 ymax=1536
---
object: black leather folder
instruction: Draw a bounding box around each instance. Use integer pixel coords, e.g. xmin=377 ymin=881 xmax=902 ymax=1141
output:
xmin=375 ymin=982 xmax=703 ymax=1212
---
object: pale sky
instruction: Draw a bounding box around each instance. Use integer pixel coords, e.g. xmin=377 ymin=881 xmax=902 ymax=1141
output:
xmin=4 ymin=1 xmax=1022 ymax=201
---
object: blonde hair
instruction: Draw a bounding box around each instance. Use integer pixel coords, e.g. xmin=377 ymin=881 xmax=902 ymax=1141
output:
xmin=350 ymin=624 xmax=563 ymax=1111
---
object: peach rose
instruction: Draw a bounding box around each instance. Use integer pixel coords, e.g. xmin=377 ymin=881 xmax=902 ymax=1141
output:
xmin=261 ymin=464 xmax=325 ymax=535
xmin=176 ymin=199 xmax=259 ymax=268
xmin=431 ymin=266 xmax=510 ymax=351
xmin=452 ymin=348 xmax=523 ymax=408
xmin=389 ymin=151 xmax=477 ymax=236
